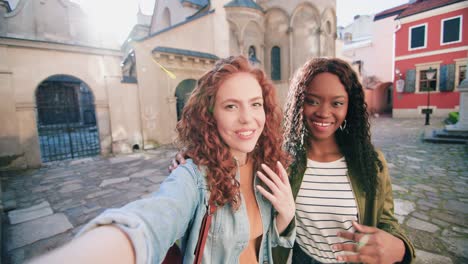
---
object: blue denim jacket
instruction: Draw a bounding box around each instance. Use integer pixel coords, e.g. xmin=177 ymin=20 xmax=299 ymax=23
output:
xmin=79 ymin=159 xmax=295 ymax=264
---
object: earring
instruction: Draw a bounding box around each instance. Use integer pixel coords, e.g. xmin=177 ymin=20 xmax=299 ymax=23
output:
xmin=340 ymin=120 xmax=347 ymax=131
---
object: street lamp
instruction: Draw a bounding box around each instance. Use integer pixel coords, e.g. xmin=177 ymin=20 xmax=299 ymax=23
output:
xmin=424 ymin=67 xmax=437 ymax=125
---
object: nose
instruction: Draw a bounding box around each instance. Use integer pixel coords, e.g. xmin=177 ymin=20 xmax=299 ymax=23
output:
xmin=315 ymin=104 xmax=331 ymax=118
xmin=239 ymin=107 xmax=253 ymax=124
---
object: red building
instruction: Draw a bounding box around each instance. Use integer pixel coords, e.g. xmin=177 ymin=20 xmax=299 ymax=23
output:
xmin=393 ymin=0 xmax=467 ymax=118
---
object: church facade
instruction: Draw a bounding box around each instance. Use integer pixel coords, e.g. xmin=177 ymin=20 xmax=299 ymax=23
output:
xmin=0 ymin=0 xmax=336 ymax=169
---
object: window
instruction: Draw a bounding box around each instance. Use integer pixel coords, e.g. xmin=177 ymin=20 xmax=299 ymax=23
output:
xmin=454 ymin=58 xmax=468 ymax=89
xmin=409 ymin=24 xmax=427 ymax=50
xmin=459 ymin=65 xmax=466 ymax=85
xmin=415 ymin=62 xmax=441 ymax=93
xmin=271 ymin=46 xmax=281 ymax=81
xmin=419 ymin=69 xmax=437 ymax=92
xmin=441 ymin=15 xmax=462 ymax=45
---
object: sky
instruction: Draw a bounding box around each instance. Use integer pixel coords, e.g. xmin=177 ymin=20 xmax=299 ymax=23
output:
xmin=336 ymin=0 xmax=409 ymax=27
xmin=7 ymin=0 xmax=410 ymax=42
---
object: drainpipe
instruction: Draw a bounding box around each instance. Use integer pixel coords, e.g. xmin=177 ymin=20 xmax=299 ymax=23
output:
xmin=392 ymin=20 xmax=401 ymax=82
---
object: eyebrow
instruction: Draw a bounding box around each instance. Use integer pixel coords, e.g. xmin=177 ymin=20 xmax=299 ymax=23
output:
xmin=220 ymin=96 xmax=263 ymax=104
xmin=305 ymin=93 xmax=347 ymax=99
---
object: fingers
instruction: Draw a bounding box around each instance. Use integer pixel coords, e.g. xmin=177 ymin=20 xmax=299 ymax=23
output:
xmin=337 ymin=253 xmax=376 ymax=263
xmin=257 ymin=171 xmax=280 ymax=195
xmin=256 ymin=185 xmax=275 ymax=203
xmin=168 ymin=159 xmax=178 ymax=173
xmin=260 ymin=163 xmax=282 ymax=187
xmin=275 ymin=161 xmax=289 ymax=184
xmin=353 ymin=221 xmax=377 ymax=234
xmin=175 ymin=152 xmax=186 ymax=164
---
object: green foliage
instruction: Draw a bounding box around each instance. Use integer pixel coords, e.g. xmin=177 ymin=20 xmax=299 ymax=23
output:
xmin=447 ymin=111 xmax=459 ymax=124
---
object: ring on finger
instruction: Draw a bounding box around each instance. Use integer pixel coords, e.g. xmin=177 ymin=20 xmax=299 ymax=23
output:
xmin=357 ymin=234 xmax=370 ymax=250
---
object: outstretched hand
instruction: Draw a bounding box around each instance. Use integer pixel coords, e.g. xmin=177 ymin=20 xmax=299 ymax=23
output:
xmin=333 ymin=221 xmax=405 ymax=264
xmin=168 ymin=151 xmax=186 ymax=172
xmin=256 ymin=161 xmax=295 ymax=234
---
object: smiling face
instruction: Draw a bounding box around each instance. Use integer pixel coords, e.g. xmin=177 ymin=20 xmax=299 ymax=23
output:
xmin=303 ymin=72 xmax=348 ymax=143
xmin=213 ymin=72 xmax=266 ymax=164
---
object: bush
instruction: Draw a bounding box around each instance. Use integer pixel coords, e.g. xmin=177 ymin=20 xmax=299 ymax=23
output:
xmin=447 ymin=112 xmax=459 ymax=124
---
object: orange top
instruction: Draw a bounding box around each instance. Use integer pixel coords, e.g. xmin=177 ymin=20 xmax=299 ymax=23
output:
xmin=239 ymin=161 xmax=263 ymax=264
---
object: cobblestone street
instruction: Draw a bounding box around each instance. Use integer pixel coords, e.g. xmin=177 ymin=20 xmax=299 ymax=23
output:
xmin=1 ymin=117 xmax=467 ymax=263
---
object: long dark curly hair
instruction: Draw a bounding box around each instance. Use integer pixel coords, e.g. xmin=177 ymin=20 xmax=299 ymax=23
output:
xmin=283 ymin=57 xmax=382 ymax=196
xmin=176 ymin=55 xmax=290 ymax=210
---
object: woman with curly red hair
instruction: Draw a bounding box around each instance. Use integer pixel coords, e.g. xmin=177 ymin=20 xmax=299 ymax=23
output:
xmin=29 ymin=55 xmax=296 ymax=264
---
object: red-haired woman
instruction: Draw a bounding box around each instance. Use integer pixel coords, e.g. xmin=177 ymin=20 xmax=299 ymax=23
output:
xmin=29 ymin=56 xmax=296 ymax=264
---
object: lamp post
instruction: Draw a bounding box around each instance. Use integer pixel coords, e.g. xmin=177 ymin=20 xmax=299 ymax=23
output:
xmin=424 ymin=67 xmax=437 ymax=125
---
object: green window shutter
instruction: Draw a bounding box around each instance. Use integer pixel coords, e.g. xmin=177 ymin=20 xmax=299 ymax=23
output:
xmin=440 ymin=64 xmax=456 ymax=92
xmin=446 ymin=64 xmax=455 ymax=91
xmin=405 ymin=69 xmax=416 ymax=93
xmin=440 ymin=65 xmax=448 ymax=91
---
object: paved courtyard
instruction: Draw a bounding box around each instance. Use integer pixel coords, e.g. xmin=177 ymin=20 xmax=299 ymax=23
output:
xmin=1 ymin=117 xmax=467 ymax=263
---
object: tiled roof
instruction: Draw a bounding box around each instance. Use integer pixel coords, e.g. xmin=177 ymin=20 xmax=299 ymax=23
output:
xmin=152 ymin=46 xmax=219 ymax=60
xmin=224 ymin=0 xmax=264 ymax=12
xmin=180 ymin=0 xmax=209 ymax=8
xmin=396 ymin=0 xmax=466 ymax=19
xmin=374 ymin=3 xmax=410 ymax=21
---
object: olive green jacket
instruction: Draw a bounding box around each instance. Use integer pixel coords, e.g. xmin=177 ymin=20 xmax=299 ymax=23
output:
xmin=273 ymin=151 xmax=415 ymax=264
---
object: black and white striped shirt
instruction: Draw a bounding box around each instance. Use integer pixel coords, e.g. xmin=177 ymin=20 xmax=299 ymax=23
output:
xmin=295 ymin=157 xmax=358 ymax=263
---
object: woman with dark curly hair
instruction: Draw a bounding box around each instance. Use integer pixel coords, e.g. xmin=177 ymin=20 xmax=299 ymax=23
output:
xmin=29 ymin=56 xmax=296 ymax=264
xmin=273 ymin=57 xmax=415 ymax=264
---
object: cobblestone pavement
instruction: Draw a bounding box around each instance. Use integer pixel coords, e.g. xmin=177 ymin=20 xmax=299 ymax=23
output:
xmin=1 ymin=117 xmax=467 ymax=263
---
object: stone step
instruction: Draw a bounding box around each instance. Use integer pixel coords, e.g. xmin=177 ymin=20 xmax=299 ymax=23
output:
xmin=423 ymin=130 xmax=468 ymax=144
xmin=434 ymin=129 xmax=468 ymax=139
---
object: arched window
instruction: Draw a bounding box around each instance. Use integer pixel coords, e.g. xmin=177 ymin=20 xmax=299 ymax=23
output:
xmin=271 ymin=46 xmax=281 ymax=80
xmin=161 ymin=7 xmax=171 ymax=28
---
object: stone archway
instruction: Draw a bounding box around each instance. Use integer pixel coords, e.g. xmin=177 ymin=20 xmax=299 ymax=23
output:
xmin=35 ymin=75 xmax=100 ymax=162
xmin=175 ymin=79 xmax=197 ymax=120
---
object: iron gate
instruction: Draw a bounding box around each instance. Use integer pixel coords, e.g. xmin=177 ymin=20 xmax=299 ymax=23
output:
xmin=36 ymin=77 xmax=100 ymax=162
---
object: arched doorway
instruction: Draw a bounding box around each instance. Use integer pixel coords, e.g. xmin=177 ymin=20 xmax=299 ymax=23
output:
xmin=35 ymin=75 xmax=100 ymax=162
xmin=175 ymin=79 xmax=197 ymax=120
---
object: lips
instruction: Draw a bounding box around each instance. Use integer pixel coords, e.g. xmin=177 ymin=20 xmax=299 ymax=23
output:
xmin=312 ymin=121 xmax=333 ymax=127
xmin=235 ymin=129 xmax=256 ymax=139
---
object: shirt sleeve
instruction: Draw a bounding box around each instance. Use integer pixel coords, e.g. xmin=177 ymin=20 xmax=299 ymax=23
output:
xmin=76 ymin=163 xmax=201 ymax=264
xmin=270 ymin=213 xmax=296 ymax=248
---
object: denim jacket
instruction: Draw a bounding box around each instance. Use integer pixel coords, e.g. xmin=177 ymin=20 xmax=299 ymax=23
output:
xmin=80 ymin=159 xmax=296 ymax=264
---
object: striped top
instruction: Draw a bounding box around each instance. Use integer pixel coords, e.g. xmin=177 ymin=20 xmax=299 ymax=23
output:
xmin=295 ymin=157 xmax=358 ymax=263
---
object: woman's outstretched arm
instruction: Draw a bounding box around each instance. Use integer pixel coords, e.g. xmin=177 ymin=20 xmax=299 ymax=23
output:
xmin=28 ymin=225 xmax=135 ymax=264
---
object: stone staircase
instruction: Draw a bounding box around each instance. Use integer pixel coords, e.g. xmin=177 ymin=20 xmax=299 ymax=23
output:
xmin=423 ymin=129 xmax=468 ymax=144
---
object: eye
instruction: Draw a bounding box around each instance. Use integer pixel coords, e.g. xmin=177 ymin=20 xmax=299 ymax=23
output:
xmin=305 ymin=98 xmax=319 ymax=106
xmin=225 ymin=104 xmax=237 ymax=110
xmin=252 ymin=102 xmax=263 ymax=108
xmin=333 ymin=101 xmax=345 ymax=107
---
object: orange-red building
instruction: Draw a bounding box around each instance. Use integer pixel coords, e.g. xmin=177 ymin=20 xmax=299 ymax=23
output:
xmin=393 ymin=0 xmax=467 ymax=118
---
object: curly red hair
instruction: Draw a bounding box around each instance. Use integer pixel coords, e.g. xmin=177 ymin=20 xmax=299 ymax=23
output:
xmin=176 ymin=55 xmax=289 ymax=210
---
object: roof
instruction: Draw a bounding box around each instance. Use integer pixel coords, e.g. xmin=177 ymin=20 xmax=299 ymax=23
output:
xmin=180 ymin=0 xmax=209 ymax=8
xmin=224 ymin=0 xmax=264 ymax=12
xmin=374 ymin=3 xmax=410 ymax=21
xmin=396 ymin=0 xmax=466 ymax=19
xmin=137 ymin=9 xmax=215 ymax=42
xmin=152 ymin=46 xmax=219 ymax=60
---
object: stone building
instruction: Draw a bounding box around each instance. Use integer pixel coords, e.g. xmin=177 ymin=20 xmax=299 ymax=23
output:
xmin=0 ymin=0 xmax=336 ymax=169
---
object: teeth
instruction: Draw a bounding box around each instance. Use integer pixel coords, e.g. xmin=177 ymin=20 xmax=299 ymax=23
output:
xmin=238 ymin=131 xmax=254 ymax=136
xmin=313 ymin=122 xmax=331 ymax=127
